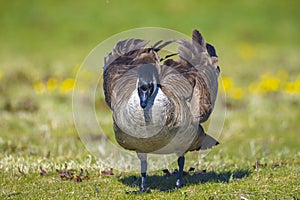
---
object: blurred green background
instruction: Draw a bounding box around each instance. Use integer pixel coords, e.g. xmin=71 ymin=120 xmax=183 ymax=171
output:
xmin=0 ymin=0 xmax=300 ymax=199
xmin=1 ymin=0 xmax=299 ymax=73
xmin=1 ymin=0 xmax=300 ymax=83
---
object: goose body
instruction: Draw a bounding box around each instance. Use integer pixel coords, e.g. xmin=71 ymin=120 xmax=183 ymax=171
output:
xmin=103 ymin=30 xmax=220 ymax=191
xmin=114 ymin=85 xmax=199 ymax=155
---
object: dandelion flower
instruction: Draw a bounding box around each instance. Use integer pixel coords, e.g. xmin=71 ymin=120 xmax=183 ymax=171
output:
xmin=284 ymin=76 xmax=300 ymax=95
xmin=260 ymin=76 xmax=281 ymax=92
xmin=295 ymin=81 xmax=300 ymax=93
xmin=47 ymin=77 xmax=58 ymax=91
xmin=284 ymin=82 xmax=296 ymax=94
xmin=60 ymin=78 xmax=75 ymax=94
xmin=230 ymin=87 xmax=245 ymax=100
xmin=222 ymin=77 xmax=233 ymax=93
xmin=257 ymin=72 xmax=281 ymax=94
xmin=34 ymin=82 xmax=47 ymax=94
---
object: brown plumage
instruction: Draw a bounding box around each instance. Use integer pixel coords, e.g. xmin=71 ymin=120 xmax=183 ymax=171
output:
xmin=163 ymin=30 xmax=219 ymax=123
xmin=103 ymin=29 xmax=220 ymax=190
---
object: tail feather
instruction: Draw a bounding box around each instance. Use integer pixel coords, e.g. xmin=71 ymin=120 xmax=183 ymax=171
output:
xmin=177 ymin=30 xmax=207 ymax=62
xmin=200 ymin=134 xmax=219 ymax=150
xmin=104 ymin=38 xmax=149 ymax=69
xmin=192 ymin=29 xmax=206 ymax=48
xmin=114 ymin=38 xmax=149 ymax=56
xmin=154 ymin=40 xmax=174 ymax=51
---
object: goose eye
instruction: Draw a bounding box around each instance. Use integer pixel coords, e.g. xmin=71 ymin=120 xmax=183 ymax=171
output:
xmin=140 ymin=84 xmax=148 ymax=91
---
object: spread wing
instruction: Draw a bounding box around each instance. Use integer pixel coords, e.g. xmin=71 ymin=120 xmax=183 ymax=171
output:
xmin=103 ymin=38 xmax=170 ymax=110
xmin=162 ymin=30 xmax=220 ymax=123
xmin=103 ymin=38 xmax=149 ymax=109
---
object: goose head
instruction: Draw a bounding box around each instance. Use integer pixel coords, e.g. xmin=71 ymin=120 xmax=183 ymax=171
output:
xmin=137 ymin=64 xmax=159 ymax=109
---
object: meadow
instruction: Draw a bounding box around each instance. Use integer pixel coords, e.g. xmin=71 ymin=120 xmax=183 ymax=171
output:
xmin=0 ymin=0 xmax=300 ymax=199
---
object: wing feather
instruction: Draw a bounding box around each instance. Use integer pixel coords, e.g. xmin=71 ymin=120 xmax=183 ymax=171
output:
xmin=162 ymin=30 xmax=220 ymax=123
xmin=103 ymin=39 xmax=149 ymax=109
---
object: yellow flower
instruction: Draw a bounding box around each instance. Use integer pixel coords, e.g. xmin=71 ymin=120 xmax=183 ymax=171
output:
xmin=222 ymin=77 xmax=233 ymax=93
xmin=295 ymin=78 xmax=300 ymax=93
xmin=34 ymin=82 xmax=47 ymax=94
xmin=0 ymin=70 xmax=2 ymax=80
xmin=47 ymin=77 xmax=58 ymax=91
xmin=230 ymin=87 xmax=245 ymax=100
xmin=284 ymin=82 xmax=296 ymax=94
xmin=260 ymin=76 xmax=281 ymax=93
xmin=220 ymin=77 xmax=245 ymax=100
xmin=60 ymin=78 xmax=75 ymax=94
xmin=284 ymin=76 xmax=300 ymax=95
xmin=253 ymin=72 xmax=281 ymax=94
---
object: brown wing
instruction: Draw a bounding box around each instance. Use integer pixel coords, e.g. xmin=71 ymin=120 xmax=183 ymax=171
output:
xmin=103 ymin=38 xmax=149 ymax=109
xmin=103 ymin=38 xmax=165 ymax=110
xmin=162 ymin=30 xmax=220 ymax=123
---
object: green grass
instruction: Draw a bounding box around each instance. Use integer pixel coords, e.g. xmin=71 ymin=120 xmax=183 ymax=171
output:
xmin=1 ymin=0 xmax=300 ymax=199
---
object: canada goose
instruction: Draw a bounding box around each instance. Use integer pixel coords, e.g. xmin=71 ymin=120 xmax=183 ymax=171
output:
xmin=103 ymin=30 xmax=220 ymax=192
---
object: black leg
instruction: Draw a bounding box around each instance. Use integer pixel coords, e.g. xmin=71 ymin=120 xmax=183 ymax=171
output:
xmin=141 ymin=172 xmax=147 ymax=191
xmin=176 ymin=156 xmax=185 ymax=188
xmin=137 ymin=153 xmax=151 ymax=193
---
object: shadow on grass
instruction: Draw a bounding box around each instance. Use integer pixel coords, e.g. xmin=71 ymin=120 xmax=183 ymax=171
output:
xmin=119 ymin=169 xmax=251 ymax=192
